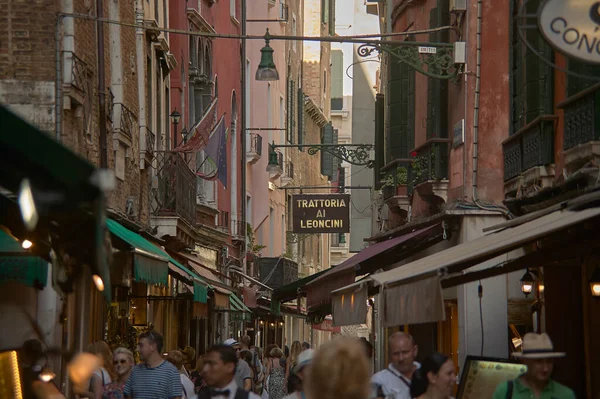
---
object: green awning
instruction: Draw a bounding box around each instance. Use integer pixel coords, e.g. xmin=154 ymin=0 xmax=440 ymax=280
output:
xmin=230 ymin=293 xmax=252 ymax=321
xmin=194 ymin=280 xmax=208 ymax=303
xmin=0 ymin=229 xmax=48 ymax=288
xmin=272 ymin=268 xmax=332 ymax=302
xmin=0 ymin=105 xmax=100 ymax=204
xmin=107 ymin=219 xmax=208 ymax=302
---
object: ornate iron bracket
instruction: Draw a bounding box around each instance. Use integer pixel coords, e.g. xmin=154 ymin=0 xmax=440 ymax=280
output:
xmin=271 ymin=143 xmax=374 ymax=167
xmin=286 ymin=231 xmax=320 ymax=243
xmin=358 ymin=42 xmax=460 ymax=80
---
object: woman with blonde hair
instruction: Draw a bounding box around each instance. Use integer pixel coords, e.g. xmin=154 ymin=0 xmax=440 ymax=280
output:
xmin=82 ymin=341 xmax=117 ymax=399
xmin=102 ymin=347 xmax=135 ymax=399
xmin=305 ymin=337 xmax=371 ymax=399
xmin=286 ymin=341 xmax=302 ymax=392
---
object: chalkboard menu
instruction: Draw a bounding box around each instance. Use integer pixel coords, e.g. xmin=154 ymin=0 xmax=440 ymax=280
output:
xmin=457 ymin=356 xmax=527 ymax=399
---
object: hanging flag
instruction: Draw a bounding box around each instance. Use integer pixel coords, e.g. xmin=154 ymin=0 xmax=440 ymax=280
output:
xmin=174 ymin=97 xmax=218 ymax=153
xmin=205 ymin=116 xmax=228 ymax=188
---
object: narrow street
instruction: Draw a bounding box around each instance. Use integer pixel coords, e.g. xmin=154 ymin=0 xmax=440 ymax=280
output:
xmin=0 ymin=0 xmax=599 ymax=398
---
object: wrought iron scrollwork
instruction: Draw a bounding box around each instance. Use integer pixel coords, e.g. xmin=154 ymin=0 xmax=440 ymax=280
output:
xmin=358 ymin=43 xmax=460 ymax=80
xmin=286 ymin=232 xmax=320 ymax=244
xmin=307 ymin=144 xmax=374 ymax=167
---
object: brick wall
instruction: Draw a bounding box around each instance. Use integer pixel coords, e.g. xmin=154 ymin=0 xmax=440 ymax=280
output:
xmin=0 ymin=0 xmax=151 ymax=227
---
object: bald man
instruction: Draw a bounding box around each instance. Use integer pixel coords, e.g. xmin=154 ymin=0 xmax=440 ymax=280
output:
xmin=371 ymin=332 xmax=420 ymax=399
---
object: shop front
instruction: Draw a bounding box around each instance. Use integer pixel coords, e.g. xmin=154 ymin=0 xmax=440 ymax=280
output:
xmin=332 ymin=191 xmax=600 ymax=398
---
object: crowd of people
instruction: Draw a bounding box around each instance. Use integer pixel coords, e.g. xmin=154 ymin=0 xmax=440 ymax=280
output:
xmin=19 ymin=329 xmax=575 ymax=399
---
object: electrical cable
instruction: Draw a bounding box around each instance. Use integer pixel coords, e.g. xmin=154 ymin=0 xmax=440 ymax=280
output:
xmin=58 ymin=12 xmax=455 ymax=41
xmin=478 ymin=281 xmax=484 ymax=356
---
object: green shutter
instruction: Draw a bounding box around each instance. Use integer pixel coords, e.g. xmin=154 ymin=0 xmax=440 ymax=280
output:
xmin=298 ymin=88 xmax=304 ymax=150
xmin=375 ymin=93 xmax=385 ymax=189
xmin=387 ymin=56 xmax=414 ymax=161
xmin=321 ymin=122 xmax=334 ymax=179
xmin=332 ymin=128 xmax=339 ymax=182
xmin=287 ymin=79 xmax=295 ymax=143
xmin=426 ymin=4 xmax=449 ymax=140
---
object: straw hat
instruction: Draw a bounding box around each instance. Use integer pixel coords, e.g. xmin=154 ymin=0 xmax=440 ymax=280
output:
xmin=512 ymin=333 xmax=566 ymax=359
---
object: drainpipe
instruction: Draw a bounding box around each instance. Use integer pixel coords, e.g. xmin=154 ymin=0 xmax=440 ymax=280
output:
xmin=241 ymin=0 xmax=248 ymax=275
xmin=136 ymin=0 xmax=147 ymax=168
xmin=471 ymin=0 xmax=511 ymax=218
xmin=97 ymin=0 xmax=109 ymax=168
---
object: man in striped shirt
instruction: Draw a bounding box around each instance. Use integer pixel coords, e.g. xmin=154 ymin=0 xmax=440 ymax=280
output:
xmin=124 ymin=330 xmax=182 ymax=399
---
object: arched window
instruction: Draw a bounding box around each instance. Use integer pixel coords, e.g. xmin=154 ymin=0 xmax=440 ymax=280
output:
xmin=204 ymin=43 xmax=212 ymax=79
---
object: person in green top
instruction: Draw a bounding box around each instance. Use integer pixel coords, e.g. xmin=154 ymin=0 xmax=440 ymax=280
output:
xmin=492 ymin=333 xmax=575 ymax=399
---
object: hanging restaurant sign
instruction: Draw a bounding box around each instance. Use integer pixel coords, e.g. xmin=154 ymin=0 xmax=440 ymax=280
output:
xmin=538 ymin=0 xmax=600 ymax=64
xmin=291 ymin=194 xmax=350 ymax=234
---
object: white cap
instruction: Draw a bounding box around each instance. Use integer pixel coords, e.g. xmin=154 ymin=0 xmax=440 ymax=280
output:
xmin=293 ymin=349 xmax=314 ymax=374
xmin=224 ymin=338 xmax=240 ymax=347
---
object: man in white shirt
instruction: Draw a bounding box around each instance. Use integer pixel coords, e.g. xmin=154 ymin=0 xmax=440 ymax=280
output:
xmin=371 ymin=332 xmax=420 ymax=399
xmin=199 ymin=344 xmax=261 ymax=399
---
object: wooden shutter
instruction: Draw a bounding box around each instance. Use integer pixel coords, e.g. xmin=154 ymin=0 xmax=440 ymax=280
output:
xmin=426 ymin=3 xmax=449 ymax=140
xmin=298 ymin=88 xmax=304 ymax=150
xmin=287 ymin=79 xmax=295 ymax=143
xmin=321 ymin=122 xmax=334 ymax=179
xmin=375 ymin=93 xmax=385 ymax=190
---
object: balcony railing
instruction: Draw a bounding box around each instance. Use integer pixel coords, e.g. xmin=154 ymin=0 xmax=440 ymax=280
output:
xmin=502 ymin=116 xmax=556 ymax=181
xmin=247 ymin=133 xmax=263 ymax=164
xmin=410 ymin=139 xmax=451 ymax=189
xmin=63 ymin=51 xmax=91 ymax=93
xmin=152 ymin=152 xmax=196 ymax=226
xmin=231 ymin=219 xmax=246 ymax=239
xmin=145 ymin=126 xmax=156 ymax=160
xmin=558 ymin=83 xmax=600 ymax=151
xmin=380 ymin=159 xmax=413 ymax=201
xmin=114 ymin=103 xmax=137 ymax=139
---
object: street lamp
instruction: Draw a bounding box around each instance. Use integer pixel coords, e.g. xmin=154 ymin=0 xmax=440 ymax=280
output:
xmin=520 ymin=269 xmax=535 ymax=297
xmin=590 ymin=266 xmax=600 ymax=297
xmin=170 ymin=108 xmax=181 ymax=148
xmin=255 ymin=29 xmax=279 ymax=81
xmin=266 ymin=144 xmax=281 ymax=173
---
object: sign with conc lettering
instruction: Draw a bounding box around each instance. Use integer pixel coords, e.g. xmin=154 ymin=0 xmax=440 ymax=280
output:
xmin=539 ymin=0 xmax=600 ymax=64
xmin=292 ymin=194 xmax=350 ymax=234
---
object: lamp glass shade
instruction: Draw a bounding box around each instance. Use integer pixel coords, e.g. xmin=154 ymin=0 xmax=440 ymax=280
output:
xmin=520 ymin=270 xmax=535 ymax=296
xmin=170 ymin=109 xmax=181 ymax=124
xmin=266 ymin=147 xmax=280 ymax=173
xmin=590 ymin=267 xmax=600 ymax=297
xmin=256 ymin=44 xmax=279 ymax=81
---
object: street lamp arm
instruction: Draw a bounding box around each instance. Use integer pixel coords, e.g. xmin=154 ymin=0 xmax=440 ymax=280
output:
xmin=270 ymin=143 xmax=374 ymax=167
xmin=358 ymin=43 xmax=462 ymax=80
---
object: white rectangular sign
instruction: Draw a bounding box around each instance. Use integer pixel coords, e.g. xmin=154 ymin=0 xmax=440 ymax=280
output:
xmin=418 ymin=46 xmax=437 ymax=54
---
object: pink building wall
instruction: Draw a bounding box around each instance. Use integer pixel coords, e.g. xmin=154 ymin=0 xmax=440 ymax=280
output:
xmin=246 ymin=5 xmax=287 ymax=257
xmin=169 ymin=0 xmax=242 ymax=232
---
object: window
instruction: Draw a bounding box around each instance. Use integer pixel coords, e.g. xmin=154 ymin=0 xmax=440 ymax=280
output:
xmin=387 ymin=36 xmax=415 ymax=162
xmin=279 ymin=95 xmax=285 ymax=144
xmin=267 ymin=83 xmax=272 ymax=142
xmin=287 ymin=77 xmax=295 ymax=143
xmin=510 ymin=0 xmax=552 ymax=134
xmin=281 ymin=214 xmax=285 ymax=254
xmin=331 ymin=50 xmax=343 ymax=110
xmin=321 ymin=0 xmax=329 ymax=24
xmin=196 ymin=150 xmax=216 ymax=205
xmin=321 ymin=0 xmax=335 ymax=35
xmin=190 ymin=40 xmax=213 ymax=126
xmin=246 ymin=195 xmax=252 ymax=226
xmin=323 ymin=70 xmax=327 ymax=93
xmin=297 ymin=88 xmax=304 ymax=150
xmin=425 ymin=5 xmax=448 ymax=140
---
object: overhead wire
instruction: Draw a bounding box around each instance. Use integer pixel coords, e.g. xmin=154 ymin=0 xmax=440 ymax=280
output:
xmin=58 ymin=12 xmax=454 ymax=42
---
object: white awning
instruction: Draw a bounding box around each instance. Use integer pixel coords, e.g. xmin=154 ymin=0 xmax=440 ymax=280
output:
xmin=371 ymin=206 xmax=600 ymax=288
